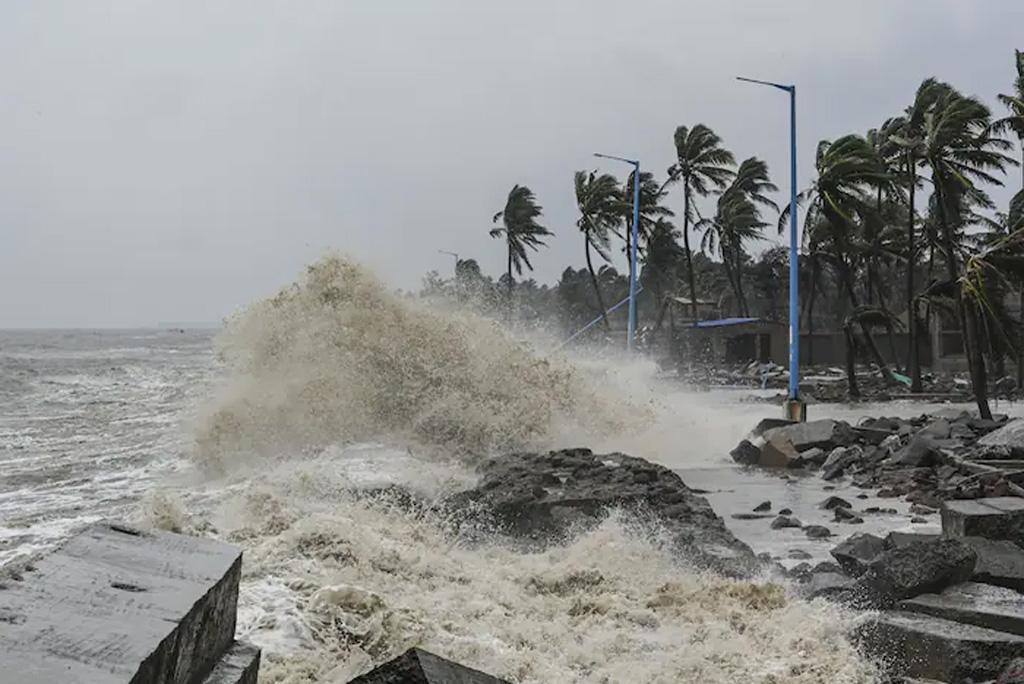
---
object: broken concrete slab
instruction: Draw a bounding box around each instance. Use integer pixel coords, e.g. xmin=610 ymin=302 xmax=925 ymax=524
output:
xmin=962 ymin=536 xmax=1024 ymax=593
xmin=941 ymin=497 xmax=1024 ymax=543
xmin=855 ymin=610 xmax=1024 ymax=681
xmin=979 ymin=418 xmax=1024 ymax=451
xmin=901 ymin=582 xmax=1024 ymax=637
xmin=885 ymin=531 xmax=941 ymax=550
xmin=0 ymin=522 xmax=243 ymax=684
xmin=202 ymin=641 xmax=261 ymax=684
xmin=349 ymin=648 xmax=510 ymax=683
xmin=759 ymin=433 xmax=802 ymax=468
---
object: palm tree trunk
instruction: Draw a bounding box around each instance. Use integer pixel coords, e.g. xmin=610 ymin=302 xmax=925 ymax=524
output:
xmin=681 ymin=185 xmax=699 ymax=323
xmin=934 ymin=172 xmax=991 ymax=419
xmin=840 ymin=260 xmax=896 ymax=384
xmin=804 ymin=256 xmax=819 ymax=365
xmin=584 ymin=239 xmax=610 ymax=331
xmin=908 ymin=160 xmax=922 ymax=392
xmin=720 ymin=250 xmax=742 ymax=316
xmin=506 ymin=247 xmax=514 ymax=324
xmin=734 ymin=250 xmax=749 ymax=316
xmin=844 ymin=324 xmax=861 ymax=398
xmin=1018 ymin=147 xmax=1023 ymax=390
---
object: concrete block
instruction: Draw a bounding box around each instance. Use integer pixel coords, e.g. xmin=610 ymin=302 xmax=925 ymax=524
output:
xmin=963 ymin=536 xmax=1024 ymax=592
xmin=942 ymin=497 xmax=1024 ymax=543
xmin=349 ymin=648 xmax=509 ymax=683
xmin=902 ymin=582 xmax=1024 ymax=637
xmin=202 ymin=641 xmax=261 ymax=684
xmin=0 ymin=522 xmax=243 ymax=684
xmin=855 ymin=610 xmax=1024 ymax=681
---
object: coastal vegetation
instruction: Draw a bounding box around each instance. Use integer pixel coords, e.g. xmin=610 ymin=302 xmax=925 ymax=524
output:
xmin=422 ymin=51 xmax=1024 ymax=419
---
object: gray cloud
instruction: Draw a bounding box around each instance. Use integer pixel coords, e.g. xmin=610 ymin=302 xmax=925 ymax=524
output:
xmin=1 ymin=0 xmax=1021 ymax=326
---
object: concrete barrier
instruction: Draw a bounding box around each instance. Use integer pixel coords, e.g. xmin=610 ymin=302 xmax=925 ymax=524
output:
xmin=349 ymin=648 xmax=509 ymax=683
xmin=0 ymin=522 xmax=259 ymax=683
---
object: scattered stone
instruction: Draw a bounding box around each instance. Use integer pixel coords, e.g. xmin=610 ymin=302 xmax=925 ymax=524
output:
xmin=759 ymin=433 xmax=803 ymax=468
xmin=855 ymin=610 xmax=1024 ymax=681
xmin=770 ymin=515 xmax=802 ymax=530
xmin=443 ymin=448 xmax=759 ymax=577
xmin=751 ymin=418 xmax=795 ymax=436
xmin=901 ymin=582 xmax=1024 ymax=637
xmin=349 ymin=647 xmax=510 ymax=684
xmin=820 ymin=496 xmax=852 ymax=510
xmin=852 ymin=426 xmax=893 ymax=445
xmin=941 ymin=497 xmax=1024 ymax=544
xmin=804 ymin=525 xmax=833 ymax=539
xmin=800 ymin=447 xmax=827 ymax=466
xmin=788 ymin=549 xmax=813 ymax=560
xmin=834 ymin=507 xmax=864 ymax=524
xmin=891 ymin=434 xmax=942 ymax=468
xmin=787 ymin=562 xmax=813 ymax=581
xmin=911 ymin=517 xmax=928 ymax=524
xmin=753 ymin=501 xmax=771 ymax=512
xmin=813 ymin=561 xmax=843 ymax=574
xmin=729 ymin=439 xmax=761 ymax=466
xmin=831 ymin=533 xmax=886 ymax=577
xmin=919 ymin=418 xmax=952 ymax=440
xmin=858 ymin=539 xmax=977 ymax=603
xmin=778 ymin=507 xmax=793 ymax=515
xmin=731 ymin=513 xmax=774 ymax=520
xmin=856 ymin=493 xmax=869 ymax=499
xmin=910 ymin=503 xmax=937 ymax=516
xmin=821 ymin=447 xmax=862 ymax=480
xmin=884 ymin=531 xmax=940 ymax=550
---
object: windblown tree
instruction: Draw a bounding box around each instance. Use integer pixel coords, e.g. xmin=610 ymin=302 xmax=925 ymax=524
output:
xmin=574 ymin=170 xmax=623 ymax=328
xmin=641 ymin=218 xmax=685 ymax=336
xmin=781 ymin=134 xmax=897 ymax=387
xmin=920 ymin=83 xmax=1016 ymax=418
xmin=621 ymin=169 xmax=674 ymax=257
xmin=490 ymin=185 xmax=553 ymax=319
xmin=698 ymin=157 xmax=778 ymax=315
xmin=667 ymin=124 xmax=736 ymax=321
xmin=994 ymin=49 xmax=1024 ymax=386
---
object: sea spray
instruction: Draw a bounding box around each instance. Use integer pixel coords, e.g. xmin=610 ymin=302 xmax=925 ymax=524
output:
xmin=193 ymin=255 xmax=637 ymax=472
xmin=174 ymin=255 xmax=878 ymax=682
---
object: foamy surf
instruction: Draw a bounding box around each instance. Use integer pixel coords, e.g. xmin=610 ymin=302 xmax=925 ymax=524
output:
xmin=156 ymin=254 xmax=877 ymax=682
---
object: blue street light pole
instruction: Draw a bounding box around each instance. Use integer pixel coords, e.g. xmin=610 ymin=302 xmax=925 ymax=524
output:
xmin=737 ymin=76 xmax=805 ymax=421
xmin=595 ymin=153 xmax=640 ymax=351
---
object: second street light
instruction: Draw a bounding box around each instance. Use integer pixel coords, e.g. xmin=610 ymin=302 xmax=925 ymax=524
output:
xmin=594 ymin=152 xmax=640 ymax=351
xmin=736 ymin=75 xmax=805 ymax=421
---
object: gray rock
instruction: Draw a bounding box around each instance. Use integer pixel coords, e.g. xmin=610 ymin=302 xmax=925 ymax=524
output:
xmin=349 ymin=648 xmax=509 ymax=683
xmin=729 ymin=439 xmax=761 ymax=466
xmin=885 ymin=531 xmax=941 ymax=550
xmin=852 ymin=426 xmax=893 ymax=445
xmin=778 ymin=507 xmax=793 ymax=515
xmin=812 ymin=561 xmax=843 ymax=574
xmin=0 ymin=522 xmax=243 ymax=684
xmin=855 ymin=610 xmax=1024 ymax=681
xmin=901 ymin=582 xmax=1024 ymax=637
xmin=857 ymin=539 xmax=977 ymax=603
xmin=834 ymin=507 xmax=864 ymax=524
xmin=892 ymin=434 xmax=942 ymax=468
xmin=763 ymin=418 xmax=857 ymax=452
xmin=831 ymin=533 xmax=886 ymax=577
xmin=961 ymin=536 xmax=1024 ymax=592
xmin=753 ymin=500 xmax=771 ymax=512
xmin=941 ymin=497 xmax=1024 ymax=544
xmin=731 ymin=513 xmax=774 ymax=520
xmin=799 ymin=447 xmax=827 ymax=466
xmin=751 ymin=418 xmax=795 ymax=437
xmin=443 ymin=448 xmax=759 ymax=577
xmin=770 ymin=515 xmax=803 ymax=530
xmin=979 ymin=418 xmax=1024 ymax=451
xmin=788 ymin=549 xmax=812 ymax=560
xmin=759 ymin=433 xmax=803 ymax=468
xmin=919 ymin=418 xmax=952 ymax=440
xmin=804 ymin=525 xmax=833 ymax=539
xmin=821 ymin=446 xmax=862 ymax=481
xmin=820 ymin=495 xmax=852 ymax=510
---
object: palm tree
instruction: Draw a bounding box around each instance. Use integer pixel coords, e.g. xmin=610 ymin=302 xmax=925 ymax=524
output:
xmin=667 ymin=124 xmax=735 ymax=321
xmin=780 ymin=135 xmax=897 ymax=382
xmin=574 ymin=170 xmax=623 ymax=329
xmin=698 ymin=157 xmax=777 ymax=315
xmin=490 ymin=185 xmax=552 ymax=319
xmin=994 ymin=50 xmax=1024 ymax=386
xmin=920 ymin=84 xmax=1016 ymax=418
xmin=621 ymin=169 xmax=674 ymax=255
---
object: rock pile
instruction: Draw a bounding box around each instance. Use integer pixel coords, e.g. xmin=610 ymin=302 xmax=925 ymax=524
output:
xmin=732 ymin=411 xmax=1024 ymax=509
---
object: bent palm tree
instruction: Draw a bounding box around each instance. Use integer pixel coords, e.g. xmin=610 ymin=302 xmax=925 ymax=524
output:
xmin=575 ymin=171 xmax=623 ymax=329
xmin=921 ymin=84 xmax=1016 ymax=418
xmin=490 ymin=185 xmax=552 ymax=320
xmin=994 ymin=50 xmax=1024 ymax=386
xmin=667 ymin=124 xmax=735 ymax=321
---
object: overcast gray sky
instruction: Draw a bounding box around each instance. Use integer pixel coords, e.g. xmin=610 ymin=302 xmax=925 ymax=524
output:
xmin=1 ymin=1 xmax=1022 ymax=327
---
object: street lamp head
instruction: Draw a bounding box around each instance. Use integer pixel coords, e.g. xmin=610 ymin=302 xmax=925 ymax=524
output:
xmin=736 ymin=76 xmax=793 ymax=92
xmin=593 ymin=152 xmax=639 ymax=167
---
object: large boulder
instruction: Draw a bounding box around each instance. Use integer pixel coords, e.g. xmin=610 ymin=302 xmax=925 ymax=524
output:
xmin=758 ymin=433 xmax=803 ymax=468
xmin=856 ymin=539 xmax=977 ymax=604
xmin=443 ymin=448 xmax=759 ymax=577
xmin=762 ymin=419 xmax=857 ymax=452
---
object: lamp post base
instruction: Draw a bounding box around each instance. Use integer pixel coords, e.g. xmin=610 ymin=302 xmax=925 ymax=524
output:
xmin=783 ymin=398 xmax=807 ymax=423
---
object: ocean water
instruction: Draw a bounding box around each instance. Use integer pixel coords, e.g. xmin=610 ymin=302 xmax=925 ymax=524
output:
xmin=10 ymin=256 xmax=1006 ymax=682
